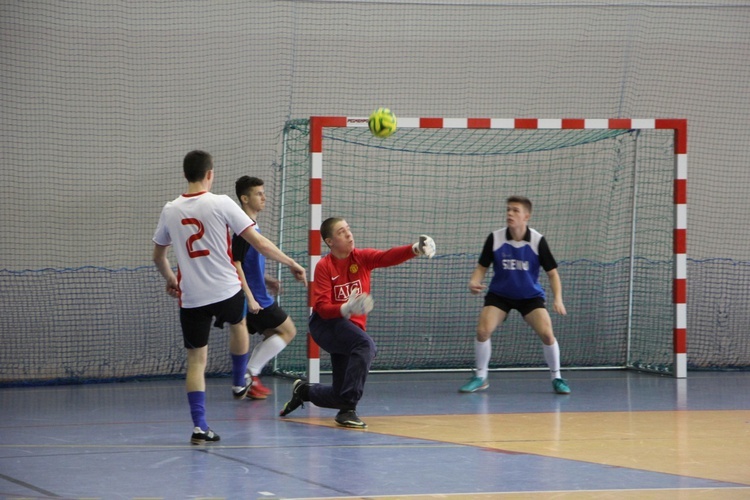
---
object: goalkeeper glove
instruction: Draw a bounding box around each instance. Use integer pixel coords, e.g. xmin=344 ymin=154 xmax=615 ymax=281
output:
xmin=412 ymin=235 xmax=436 ymax=258
xmin=341 ymin=292 xmax=375 ymax=318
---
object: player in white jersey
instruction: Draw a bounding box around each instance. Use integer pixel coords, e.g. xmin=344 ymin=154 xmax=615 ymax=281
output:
xmin=154 ymin=191 xmax=255 ymax=308
xmin=152 ymin=150 xmax=307 ymax=444
xmin=459 ymin=196 xmax=571 ymax=396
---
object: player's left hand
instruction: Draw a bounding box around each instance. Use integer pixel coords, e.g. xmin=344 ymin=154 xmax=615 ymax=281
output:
xmin=248 ymin=297 xmax=263 ymax=314
xmin=553 ymin=299 xmax=567 ymax=316
xmin=166 ymin=277 xmax=180 ymax=298
xmin=341 ymin=292 xmax=375 ymax=318
xmin=412 ymin=235 xmax=436 ymax=258
xmin=289 ymin=262 xmax=308 ymax=287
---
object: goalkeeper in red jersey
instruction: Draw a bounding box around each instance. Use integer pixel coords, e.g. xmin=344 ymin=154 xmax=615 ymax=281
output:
xmin=279 ymin=217 xmax=436 ymax=428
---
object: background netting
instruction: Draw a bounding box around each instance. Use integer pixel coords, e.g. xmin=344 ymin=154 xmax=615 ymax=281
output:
xmin=2 ymin=1 xmax=749 ymax=385
xmin=272 ymin=120 xmax=676 ymax=376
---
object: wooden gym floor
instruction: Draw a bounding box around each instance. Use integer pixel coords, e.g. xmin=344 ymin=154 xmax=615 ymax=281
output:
xmin=1 ymin=370 xmax=749 ymax=499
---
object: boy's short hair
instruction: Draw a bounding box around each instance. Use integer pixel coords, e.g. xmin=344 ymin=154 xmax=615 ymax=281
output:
xmin=183 ymin=150 xmax=213 ymax=183
xmin=507 ymin=195 xmax=532 ymax=213
xmin=320 ymin=217 xmax=344 ymax=242
xmin=235 ymin=176 xmax=264 ymax=202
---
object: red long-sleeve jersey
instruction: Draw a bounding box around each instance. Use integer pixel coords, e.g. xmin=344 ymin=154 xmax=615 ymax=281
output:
xmin=312 ymin=245 xmax=415 ymax=330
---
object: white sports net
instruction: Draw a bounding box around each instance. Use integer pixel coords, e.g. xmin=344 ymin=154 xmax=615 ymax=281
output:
xmin=1 ymin=1 xmax=748 ymax=384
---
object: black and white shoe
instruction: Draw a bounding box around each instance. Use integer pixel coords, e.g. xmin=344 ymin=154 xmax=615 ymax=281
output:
xmin=190 ymin=427 xmax=220 ymax=445
xmin=335 ymin=409 xmax=367 ymax=429
xmin=232 ymin=384 xmax=249 ymax=400
xmin=279 ymin=379 xmax=308 ymax=417
xmin=232 ymin=373 xmax=252 ymax=400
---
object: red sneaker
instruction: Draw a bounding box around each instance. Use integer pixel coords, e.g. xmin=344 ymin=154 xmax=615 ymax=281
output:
xmin=249 ymin=376 xmax=272 ymax=398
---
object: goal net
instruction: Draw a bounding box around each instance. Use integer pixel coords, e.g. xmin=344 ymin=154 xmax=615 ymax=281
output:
xmin=271 ymin=117 xmax=687 ymax=380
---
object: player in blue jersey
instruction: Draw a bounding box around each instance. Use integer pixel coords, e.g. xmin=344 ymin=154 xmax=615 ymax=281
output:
xmin=231 ymin=176 xmax=298 ymax=400
xmin=459 ymin=196 xmax=571 ymax=395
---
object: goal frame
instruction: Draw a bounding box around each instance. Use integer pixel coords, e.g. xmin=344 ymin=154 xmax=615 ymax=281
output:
xmin=305 ymin=116 xmax=687 ymax=383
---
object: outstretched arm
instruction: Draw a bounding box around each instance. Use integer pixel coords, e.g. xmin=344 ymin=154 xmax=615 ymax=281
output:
xmin=546 ymin=268 xmax=567 ymax=315
xmin=239 ymin=226 xmax=307 ymax=287
xmin=363 ymin=235 xmax=437 ymax=270
xmin=412 ymin=235 xmax=436 ymax=258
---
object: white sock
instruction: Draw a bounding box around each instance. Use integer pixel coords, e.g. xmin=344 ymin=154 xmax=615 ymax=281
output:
xmin=247 ymin=334 xmax=287 ymax=376
xmin=543 ymin=341 xmax=561 ymax=380
xmin=475 ymin=339 xmax=491 ymax=380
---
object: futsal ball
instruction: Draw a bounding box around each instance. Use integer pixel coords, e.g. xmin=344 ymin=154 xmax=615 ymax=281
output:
xmin=368 ymin=108 xmax=397 ymax=138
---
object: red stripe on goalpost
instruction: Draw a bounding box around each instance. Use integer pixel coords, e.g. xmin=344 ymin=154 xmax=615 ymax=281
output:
xmin=309 ymin=178 xmax=322 ymax=204
xmin=515 ymin=118 xmax=538 ymax=129
xmin=310 ymin=116 xmax=347 ymax=153
xmin=674 ymin=228 xmax=687 ymax=254
xmin=420 ymin=117 xmax=443 ymax=128
xmin=673 ymin=279 xmax=687 ymax=304
xmin=307 ymin=332 xmax=319 ymax=358
xmin=562 ymin=119 xmax=586 ymax=129
xmin=674 ymin=328 xmax=687 ymax=354
xmin=468 ymin=118 xmax=491 ymax=129
xmin=308 ymin=230 xmax=321 ymax=256
xmin=657 ymin=119 xmax=687 ymax=154
xmin=608 ymin=118 xmax=632 ymax=129
xmin=674 ymin=179 xmax=687 ymax=204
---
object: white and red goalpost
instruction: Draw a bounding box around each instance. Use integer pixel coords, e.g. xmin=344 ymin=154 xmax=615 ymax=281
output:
xmin=305 ymin=116 xmax=687 ymax=383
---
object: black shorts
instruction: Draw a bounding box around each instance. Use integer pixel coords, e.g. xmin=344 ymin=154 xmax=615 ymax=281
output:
xmin=484 ymin=292 xmax=546 ymax=317
xmin=245 ymin=301 xmax=289 ymax=334
xmin=180 ymin=290 xmax=246 ymax=349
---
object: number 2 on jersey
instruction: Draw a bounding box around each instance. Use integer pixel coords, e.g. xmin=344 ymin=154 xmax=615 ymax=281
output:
xmin=182 ymin=218 xmax=210 ymax=258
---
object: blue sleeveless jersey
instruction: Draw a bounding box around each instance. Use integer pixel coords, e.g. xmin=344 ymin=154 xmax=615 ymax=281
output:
xmin=231 ymin=222 xmax=275 ymax=308
xmin=478 ymin=227 xmax=557 ymax=300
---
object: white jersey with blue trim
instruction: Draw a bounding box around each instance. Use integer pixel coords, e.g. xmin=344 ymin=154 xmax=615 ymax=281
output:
xmin=478 ymin=227 xmax=557 ymax=300
xmin=153 ymin=191 xmax=254 ymax=308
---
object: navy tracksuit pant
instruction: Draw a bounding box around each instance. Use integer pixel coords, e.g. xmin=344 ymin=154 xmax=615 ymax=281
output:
xmin=308 ymin=312 xmax=377 ymax=410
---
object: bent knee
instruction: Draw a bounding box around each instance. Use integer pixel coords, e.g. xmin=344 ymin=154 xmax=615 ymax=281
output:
xmin=354 ymin=335 xmax=377 ymax=357
xmin=284 ymin=326 xmax=297 ymax=341
xmin=274 ymin=319 xmax=297 ymax=343
xmin=476 ymin=333 xmax=492 ymax=342
xmin=475 ymin=326 xmax=494 ymax=342
xmin=537 ymin=332 xmax=556 ymax=345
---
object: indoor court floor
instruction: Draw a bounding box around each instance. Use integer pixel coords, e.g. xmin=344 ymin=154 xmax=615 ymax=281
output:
xmin=1 ymin=370 xmax=749 ymax=499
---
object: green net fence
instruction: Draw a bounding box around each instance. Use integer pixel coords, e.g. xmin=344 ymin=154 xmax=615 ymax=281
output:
xmin=271 ymin=119 xmax=676 ymax=377
xmin=2 ymin=2 xmax=749 ymax=386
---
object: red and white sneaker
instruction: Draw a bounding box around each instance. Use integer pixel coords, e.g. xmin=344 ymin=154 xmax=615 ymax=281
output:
xmin=249 ymin=376 xmax=272 ymax=398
